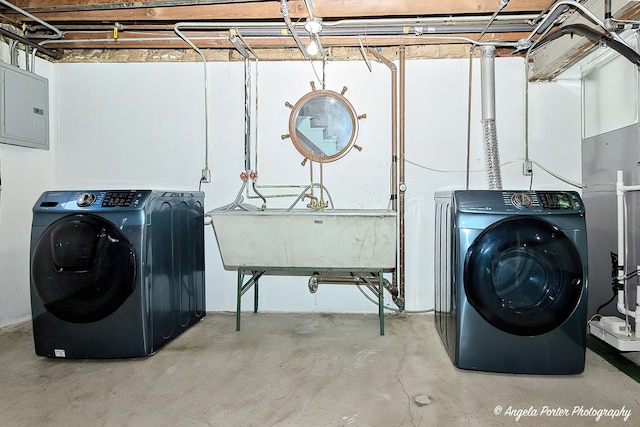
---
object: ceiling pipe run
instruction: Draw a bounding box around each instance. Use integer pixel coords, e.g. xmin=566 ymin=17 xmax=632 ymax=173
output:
xmin=0 ymin=27 xmax=62 ymax=60
xmin=0 ymin=0 xmax=62 ymax=39
xmin=45 ymin=14 xmax=539 ymax=32
xmin=27 ymin=16 xmax=537 ymax=51
xmin=37 ymin=33 xmax=521 ymax=52
xmin=0 ymin=0 xmax=62 ymax=60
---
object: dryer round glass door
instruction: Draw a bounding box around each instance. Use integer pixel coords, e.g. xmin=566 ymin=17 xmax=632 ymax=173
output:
xmin=464 ymin=216 xmax=584 ymax=336
xmin=31 ymin=214 xmax=136 ymax=324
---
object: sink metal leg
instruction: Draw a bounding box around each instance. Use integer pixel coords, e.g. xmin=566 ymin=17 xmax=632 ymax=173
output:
xmin=253 ymin=270 xmax=259 ymax=313
xmin=378 ymin=270 xmax=384 ymax=336
xmin=236 ymin=269 xmax=243 ymax=331
xmin=236 ymin=270 xmax=265 ymax=332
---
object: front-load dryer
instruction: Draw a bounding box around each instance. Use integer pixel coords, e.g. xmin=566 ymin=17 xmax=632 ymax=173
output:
xmin=30 ymin=190 xmax=206 ymax=358
xmin=434 ymin=190 xmax=588 ymax=374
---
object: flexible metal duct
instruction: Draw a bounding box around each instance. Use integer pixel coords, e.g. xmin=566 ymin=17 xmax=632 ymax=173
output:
xmin=480 ymin=45 xmax=502 ymax=190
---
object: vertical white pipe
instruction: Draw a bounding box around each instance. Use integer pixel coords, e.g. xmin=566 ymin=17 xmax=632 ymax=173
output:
xmin=616 ymin=170 xmax=639 ymax=339
xmin=636 ymin=278 xmax=640 ymax=338
xmin=617 ymin=170 xmax=625 ymax=291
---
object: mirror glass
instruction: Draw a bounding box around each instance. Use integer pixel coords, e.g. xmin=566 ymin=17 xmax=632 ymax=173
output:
xmin=289 ymin=90 xmax=358 ymax=162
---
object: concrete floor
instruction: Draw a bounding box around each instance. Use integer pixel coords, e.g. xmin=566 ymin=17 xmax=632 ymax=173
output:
xmin=0 ymin=312 xmax=639 ymax=426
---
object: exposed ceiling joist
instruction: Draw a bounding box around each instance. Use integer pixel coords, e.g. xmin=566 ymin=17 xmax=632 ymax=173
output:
xmin=1 ymin=0 xmax=549 ymax=53
xmin=7 ymin=0 xmax=553 ymax=21
xmin=2 ymin=0 xmax=640 ymax=74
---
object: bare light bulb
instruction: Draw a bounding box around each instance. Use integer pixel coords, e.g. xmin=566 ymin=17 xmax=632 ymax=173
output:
xmin=306 ymin=38 xmax=318 ymax=56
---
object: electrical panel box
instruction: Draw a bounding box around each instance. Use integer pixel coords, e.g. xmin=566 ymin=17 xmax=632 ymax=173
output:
xmin=0 ymin=62 xmax=49 ymax=150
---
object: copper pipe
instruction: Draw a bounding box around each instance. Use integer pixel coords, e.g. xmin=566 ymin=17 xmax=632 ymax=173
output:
xmin=366 ymin=47 xmax=400 ymax=309
xmin=399 ymin=46 xmax=406 ymax=312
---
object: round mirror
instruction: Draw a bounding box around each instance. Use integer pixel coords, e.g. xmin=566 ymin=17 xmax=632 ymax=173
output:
xmin=288 ymin=89 xmax=358 ymax=162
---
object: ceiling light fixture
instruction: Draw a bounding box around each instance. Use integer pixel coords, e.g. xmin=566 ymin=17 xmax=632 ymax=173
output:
xmin=307 ymin=37 xmax=318 ymax=55
xmin=305 ymin=17 xmax=323 ymax=35
xmin=304 ymin=17 xmax=323 ymax=57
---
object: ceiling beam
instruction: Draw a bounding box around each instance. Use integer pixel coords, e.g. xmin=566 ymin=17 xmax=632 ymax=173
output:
xmin=10 ymin=0 xmax=272 ymax=14
xmin=6 ymin=0 xmax=551 ymax=22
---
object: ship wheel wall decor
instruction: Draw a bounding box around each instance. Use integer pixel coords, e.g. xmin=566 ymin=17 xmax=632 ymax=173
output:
xmin=283 ymin=84 xmax=365 ymax=163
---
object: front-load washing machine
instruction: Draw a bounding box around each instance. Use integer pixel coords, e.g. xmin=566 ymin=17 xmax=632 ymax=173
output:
xmin=434 ymin=190 xmax=588 ymax=374
xmin=30 ymin=190 xmax=205 ymax=358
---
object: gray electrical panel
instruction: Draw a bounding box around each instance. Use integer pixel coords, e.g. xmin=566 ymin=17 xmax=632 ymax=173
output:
xmin=0 ymin=62 xmax=49 ymax=150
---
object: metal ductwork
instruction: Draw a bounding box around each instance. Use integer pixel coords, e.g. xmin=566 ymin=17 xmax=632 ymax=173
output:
xmin=480 ymin=45 xmax=502 ymax=190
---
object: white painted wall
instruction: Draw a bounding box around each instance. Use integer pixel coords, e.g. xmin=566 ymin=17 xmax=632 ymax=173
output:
xmin=0 ymin=47 xmax=58 ymax=327
xmin=0 ymin=55 xmax=582 ymax=326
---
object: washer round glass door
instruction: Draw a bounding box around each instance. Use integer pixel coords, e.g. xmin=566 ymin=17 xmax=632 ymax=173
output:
xmin=464 ymin=216 xmax=584 ymax=336
xmin=31 ymin=214 xmax=136 ymax=324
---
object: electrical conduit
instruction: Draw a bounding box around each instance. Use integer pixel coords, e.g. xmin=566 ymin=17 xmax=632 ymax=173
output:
xmin=174 ymin=23 xmax=212 ymax=183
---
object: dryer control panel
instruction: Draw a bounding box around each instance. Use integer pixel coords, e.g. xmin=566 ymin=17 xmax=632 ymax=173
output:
xmin=500 ymin=191 xmax=582 ymax=213
xmin=454 ymin=190 xmax=584 ymax=214
xmin=537 ymin=192 xmax=575 ymax=210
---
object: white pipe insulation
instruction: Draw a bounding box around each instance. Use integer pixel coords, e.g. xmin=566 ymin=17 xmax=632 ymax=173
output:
xmin=480 ymin=45 xmax=502 ymax=190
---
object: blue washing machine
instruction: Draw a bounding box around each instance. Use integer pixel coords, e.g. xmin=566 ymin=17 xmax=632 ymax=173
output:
xmin=434 ymin=190 xmax=588 ymax=374
xmin=30 ymin=190 xmax=206 ymax=358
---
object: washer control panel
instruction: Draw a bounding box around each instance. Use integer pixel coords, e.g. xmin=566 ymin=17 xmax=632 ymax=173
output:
xmin=66 ymin=191 xmax=149 ymax=210
xmin=101 ymin=191 xmax=138 ymax=207
xmin=34 ymin=190 xmax=153 ymax=211
xmin=72 ymin=191 xmax=145 ymax=208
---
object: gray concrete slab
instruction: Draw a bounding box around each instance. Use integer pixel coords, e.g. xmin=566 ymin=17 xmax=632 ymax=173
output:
xmin=0 ymin=313 xmax=638 ymax=426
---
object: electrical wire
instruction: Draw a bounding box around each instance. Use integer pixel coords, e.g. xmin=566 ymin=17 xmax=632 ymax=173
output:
xmin=405 ymin=158 xmax=521 ymax=173
xmin=530 ymin=160 xmax=582 ymax=188
xmin=595 ymin=290 xmax=617 ymax=314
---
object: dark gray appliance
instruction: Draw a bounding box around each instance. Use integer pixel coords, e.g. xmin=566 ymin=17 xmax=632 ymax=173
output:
xmin=30 ymin=190 xmax=205 ymax=358
xmin=434 ymin=190 xmax=588 ymax=374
